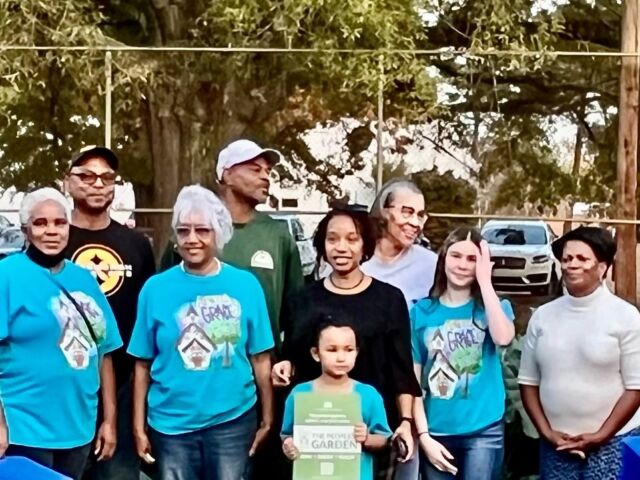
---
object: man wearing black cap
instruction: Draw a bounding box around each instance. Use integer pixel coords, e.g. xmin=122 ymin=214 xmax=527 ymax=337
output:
xmin=64 ymin=146 xmax=156 ymax=480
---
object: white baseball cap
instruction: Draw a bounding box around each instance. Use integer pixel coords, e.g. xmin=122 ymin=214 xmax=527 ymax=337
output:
xmin=216 ymin=139 xmax=281 ymax=181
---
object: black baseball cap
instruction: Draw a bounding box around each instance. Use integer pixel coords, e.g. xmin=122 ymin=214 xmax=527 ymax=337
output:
xmin=69 ymin=145 xmax=119 ymax=170
xmin=551 ymin=226 xmax=617 ymax=266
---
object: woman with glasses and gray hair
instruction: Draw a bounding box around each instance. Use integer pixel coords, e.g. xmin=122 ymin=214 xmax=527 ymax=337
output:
xmin=128 ymin=185 xmax=274 ymax=480
xmin=0 ymin=188 xmax=122 ymax=479
xmin=363 ymin=179 xmax=437 ymax=309
xmin=361 ymin=179 xmax=438 ymax=479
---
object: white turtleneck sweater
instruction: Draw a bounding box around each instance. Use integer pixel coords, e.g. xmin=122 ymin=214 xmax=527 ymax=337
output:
xmin=519 ymin=285 xmax=640 ymax=436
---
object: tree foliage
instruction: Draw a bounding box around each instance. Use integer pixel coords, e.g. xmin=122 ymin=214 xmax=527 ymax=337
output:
xmin=412 ymin=168 xmax=477 ymax=249
xmin=422 ymin=0 xmax=623 ymax=213
xmin=0 ymin=0 xmax=631 ymax=249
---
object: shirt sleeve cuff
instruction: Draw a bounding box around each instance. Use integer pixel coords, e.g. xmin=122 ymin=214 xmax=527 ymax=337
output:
xmin=517 ymin=377 xmax=540 ymax=386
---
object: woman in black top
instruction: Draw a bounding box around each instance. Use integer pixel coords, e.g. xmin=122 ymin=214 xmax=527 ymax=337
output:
xmin=272 ymin=206 xmax=421 ymax=463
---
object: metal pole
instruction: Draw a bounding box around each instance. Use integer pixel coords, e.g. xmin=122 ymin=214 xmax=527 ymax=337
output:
xmin=105 ymin=51 xmax=112 ymax=148
xmin=375 ymin=54 xmax=384 ymax=193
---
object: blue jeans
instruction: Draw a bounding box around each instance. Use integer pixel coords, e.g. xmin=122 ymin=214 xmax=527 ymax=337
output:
xmin=150 ymin=406 xmax=257 ymax=480
xmin=88 ymin=382 xmax=140 ymax=480
xmin=5 ymin=443 xmax=92 ymax=480
xmin=419 ymin=422 xmax=504 ymax=480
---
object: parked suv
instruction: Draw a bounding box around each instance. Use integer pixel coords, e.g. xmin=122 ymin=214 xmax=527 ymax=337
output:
xmin=481 ymin=219 xmax=561 ymax=296
xmin=269 ymin=214 xmax=316 ymax=278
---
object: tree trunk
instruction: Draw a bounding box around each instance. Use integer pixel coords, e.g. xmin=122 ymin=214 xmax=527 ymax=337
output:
xmin=132 ymin=2 xmax=297 ymax=256
xmin=137 ymin=83 xmax=251 ymax=256
xmin=564 ymin=107 xmax=586 ymax=234
xmin=615 ymin=0 xmax=639 ymax=303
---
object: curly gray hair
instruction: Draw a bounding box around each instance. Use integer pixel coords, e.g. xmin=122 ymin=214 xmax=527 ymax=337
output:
xmin=172 ymin=185 xmax=234 ymax=251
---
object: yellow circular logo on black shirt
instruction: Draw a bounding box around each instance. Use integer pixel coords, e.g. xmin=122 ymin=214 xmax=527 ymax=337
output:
xmin=72 ymin=244 xmax=128 ymax=296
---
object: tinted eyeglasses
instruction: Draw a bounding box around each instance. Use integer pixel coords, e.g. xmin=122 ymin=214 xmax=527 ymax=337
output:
xmin=175 ymin=225 xmax=214 ymax=239
xmin=69 ymin=169 xmax=121 ymax=186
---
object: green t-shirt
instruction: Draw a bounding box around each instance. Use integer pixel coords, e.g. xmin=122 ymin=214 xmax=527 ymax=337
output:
xmin=160 ymin=213 xmax=304 ymax=350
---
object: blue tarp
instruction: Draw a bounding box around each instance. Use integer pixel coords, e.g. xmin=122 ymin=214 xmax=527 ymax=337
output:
xmin=0 ymin=456 xmax=71 ymax=480
xmin=620 ymin=436 xmax=640 ymax=480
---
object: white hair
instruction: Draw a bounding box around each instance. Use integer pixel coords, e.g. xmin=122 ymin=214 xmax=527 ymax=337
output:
xmin=370 ymin=178 xmax=423 ymax=220
xmin=171 ymin=185 xmax=233 ymax=251
xmin=19 ymin=187 xmax=72 ymax=226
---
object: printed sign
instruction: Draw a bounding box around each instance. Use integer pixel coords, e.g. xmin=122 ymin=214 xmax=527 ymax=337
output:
xmin=293 ymin=392 xmax=361 ymax=480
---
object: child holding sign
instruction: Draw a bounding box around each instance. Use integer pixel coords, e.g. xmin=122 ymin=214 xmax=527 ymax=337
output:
xmin=281 ymin=315 xmax=392 ymax=479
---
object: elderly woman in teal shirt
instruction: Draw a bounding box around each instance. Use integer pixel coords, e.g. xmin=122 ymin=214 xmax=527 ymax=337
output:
xmin=0 ymin=188 xmax=121 ymax=480
xmin=129 ymin=185 xmax=274 ymax=480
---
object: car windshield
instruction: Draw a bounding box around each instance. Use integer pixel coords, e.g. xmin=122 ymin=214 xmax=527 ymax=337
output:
xmin=483 ymin=225 xmax=547 ymax=246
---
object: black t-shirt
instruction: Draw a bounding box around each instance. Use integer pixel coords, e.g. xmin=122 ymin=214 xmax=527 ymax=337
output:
xmin=67 ymin=221 xmax=156 ymax=387
xmin=281 ymin=278 xmax=422 ymax=427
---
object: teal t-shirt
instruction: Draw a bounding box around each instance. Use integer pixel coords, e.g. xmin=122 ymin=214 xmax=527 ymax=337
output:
xmin=0 ymin=253 xmax=122 ymax=448
xmin=281 ymin=381 xmax=391 ymax=480
xmin=159 ymin=213 xmax=304 ymax=350
xmin=410 ymin=298 xmax=514 ymax=436
xmin=127 ymin=263 xmax=274 ymax=435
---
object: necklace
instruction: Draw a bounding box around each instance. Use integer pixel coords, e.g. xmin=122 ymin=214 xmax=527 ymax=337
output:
xmin=329 ymin=272 xmax=366 ymax=290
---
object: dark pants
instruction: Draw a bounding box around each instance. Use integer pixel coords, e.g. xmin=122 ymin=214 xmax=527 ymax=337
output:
xmin=6 ymin=443 xmax=92 ymax=480
xmin=85 ymin=382 xmax=140 ymax=480
xmin=244 ymin=387 xmax=291 ymax=480
xmin=149 ymin=407 xmax=257 ymax=480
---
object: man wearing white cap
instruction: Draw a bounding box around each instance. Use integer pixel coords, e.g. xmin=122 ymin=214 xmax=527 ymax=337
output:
xmin=217 ymin=140 xmax=306 ymax=479
xmin=161 ymin=139 xmax=303 ymax=347
xmin=215 ymin=139 xmax=303 ymax=346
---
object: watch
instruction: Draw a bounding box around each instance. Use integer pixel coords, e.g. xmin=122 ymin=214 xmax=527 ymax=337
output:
xmin=400 ymin=416 xmax=414 ymax=425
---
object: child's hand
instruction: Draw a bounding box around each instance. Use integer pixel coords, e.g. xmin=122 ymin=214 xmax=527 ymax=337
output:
xmin=354 ymin=423 xmax=368 ymax=445
xmin=282 ymin=437 xmax=300 ymax=460
xmin=420 ymin=433 xmax=457 ymax=474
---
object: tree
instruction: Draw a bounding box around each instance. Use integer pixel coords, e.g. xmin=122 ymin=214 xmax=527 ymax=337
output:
xmin=0 ymin=0 xmax=632 ymax=250
xmin=421 ymin=0 xmax=623 ymax=213
xmin=412 ymin=168 xmax=478 ymax=249
xmin=0 ymin=2 xmax=108 ymax=188
xmin=0 ymin=0 xmax=439 ymax=252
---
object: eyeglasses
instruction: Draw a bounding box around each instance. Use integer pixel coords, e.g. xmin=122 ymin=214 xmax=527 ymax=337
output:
xmin=69 ymin=169 xmax=121 ymax=186
xmin=386 ymin=204 xmax=428 ymax=224
xmin=176 ymin=225 xmax=214 ymax=239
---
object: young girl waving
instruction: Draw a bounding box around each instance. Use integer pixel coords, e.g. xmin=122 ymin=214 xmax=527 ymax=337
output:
xmin=281 ymin=315 xmax=392 ymax=480
xmin=412 ymin=227 xmax=515 ymax=480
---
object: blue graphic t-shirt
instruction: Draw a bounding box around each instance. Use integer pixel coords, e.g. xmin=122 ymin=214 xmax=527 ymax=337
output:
xmin=282 ymin=381 xmax=392 ymax=480
xmin=410 ymin=298 xmax=514 ymax=436
xmin=128 ymin=263 xmax=274 ymax=435
xmin=0 ymin=253 xmax=122 ymax=448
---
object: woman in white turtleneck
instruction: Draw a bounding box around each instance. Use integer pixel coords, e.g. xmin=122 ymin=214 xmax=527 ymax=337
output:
xmin=519 ymin=226 xmax=640 ymax=480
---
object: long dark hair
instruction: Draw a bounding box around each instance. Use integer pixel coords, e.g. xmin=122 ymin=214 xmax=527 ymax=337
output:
xmin=429 ymin=226 xmax=486 ymax=326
